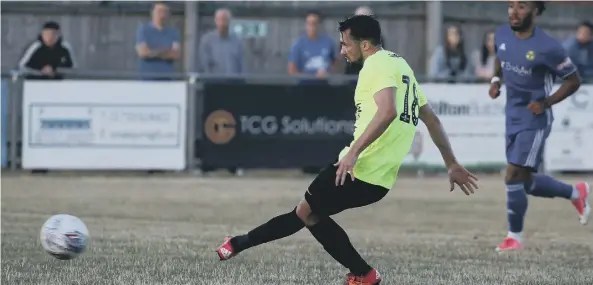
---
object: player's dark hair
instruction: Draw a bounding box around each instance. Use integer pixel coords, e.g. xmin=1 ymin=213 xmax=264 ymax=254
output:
xmin=579 ymin=20 xmax=593 ymax=31
xmin=480 ymin=30 xmax=495 ymax=66
xmin=534 ymin=1 xmax=546 ymax=15
xmin=443 ymin=24 xmax=467 ymax=72
xmin=42 ymin=21 xmax=60 ymax=31
xmin=305 ymin=10 xmax=323 ymax=21
xmin=338 ymin=15 xmax=382 ymax=46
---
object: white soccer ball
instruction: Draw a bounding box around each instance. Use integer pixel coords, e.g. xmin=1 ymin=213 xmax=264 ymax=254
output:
xmin=40 ymin=214 xmax=89 ymax=260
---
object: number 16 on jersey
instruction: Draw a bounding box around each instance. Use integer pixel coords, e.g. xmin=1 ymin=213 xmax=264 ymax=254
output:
xmin=398 ymin=75 xmax=420 ymax=126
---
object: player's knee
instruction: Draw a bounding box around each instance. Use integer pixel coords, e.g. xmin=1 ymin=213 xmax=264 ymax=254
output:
xmin=505 ymin=164 xmax=531 ymax=183
xmin=296 ymin=199 xmax=319 ymax=227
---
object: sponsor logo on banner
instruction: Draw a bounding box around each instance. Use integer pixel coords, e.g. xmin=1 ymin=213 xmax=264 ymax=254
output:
xmin=203 ymin=109 xmax=354 ymax=145
xmin=28 ymin=104 xmax=180 ymax=148
xmin=22 ymin=81 xmax=187 ymax=170
xmin=545 ymin=85 xmax=593 ymax=172
xmin=205 ymin=110 xmax=236 ymax=145
xmin=238 ymin=115 xmax=353 ymax=137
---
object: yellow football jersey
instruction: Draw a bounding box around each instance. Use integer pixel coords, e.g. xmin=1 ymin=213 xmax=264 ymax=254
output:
xmin=339 ymin=50 xmax=428 ymax=189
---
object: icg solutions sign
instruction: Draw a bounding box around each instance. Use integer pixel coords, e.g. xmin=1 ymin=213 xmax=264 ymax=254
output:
xmin=200 ymin=83 xmax=356 ymax=168
xmin=204 ymin=110 xmax=353 ymax=144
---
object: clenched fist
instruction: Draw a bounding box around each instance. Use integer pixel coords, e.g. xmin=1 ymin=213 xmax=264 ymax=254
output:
xmin=489 ymin=82 xmax=501 ymax=99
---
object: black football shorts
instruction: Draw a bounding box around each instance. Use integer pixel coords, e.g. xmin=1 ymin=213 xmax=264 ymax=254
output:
xmin=304 ymin=164 xmax=389 ymax=217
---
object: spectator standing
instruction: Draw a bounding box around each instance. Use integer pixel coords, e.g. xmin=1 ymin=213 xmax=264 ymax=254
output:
xmin=563 ymin=21 xmax=593 ymax=80
xmin=198 ymin=8 xmax=244 ymax=75
xmin=198 ymin=8 xmax=245 ymax=176
xmin=18 ymin=21 xmax=76 ymax=80
xmin=344 ymin=6 xmax=386 ymax=75
xmin=135 ymin=1 xmax=181 ymax=80
xmin=471 ymin=30 xmax=496 ymax=81
xmin=289 ymin=11 xmax=336 ymax=174
xmin=428 ymin=25 xmax=472 ymax=82
xmin=288 ymin=11 xmax=336 ymax=78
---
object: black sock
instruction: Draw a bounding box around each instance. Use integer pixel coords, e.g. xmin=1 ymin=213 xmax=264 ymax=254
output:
xmin=231 ymin=207 xmax=304 ymax=253
xmin=308 ymin=217 xmax=372 ymax=277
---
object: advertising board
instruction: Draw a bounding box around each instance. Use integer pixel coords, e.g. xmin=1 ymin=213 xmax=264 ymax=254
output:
xmin=201 ymin=82 xmax=509 ymax=171
xmin=200 ymin=82 xmax=356 ymax=168
xmin=544 ymin=85 xmax=593 ymax=172
xmin=401 ymin=84 xmax=507 ymax=171
xmin=22 ymin=81 xmax=187 ymax=170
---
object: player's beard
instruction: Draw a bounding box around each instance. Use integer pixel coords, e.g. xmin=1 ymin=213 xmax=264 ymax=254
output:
xmin=348 ymin=58 xmax=364 ymax=69
xmin=350 ymin=48 xmax=364 ymax=66
xmin=510 ymin=14 xmax=533 ymax=32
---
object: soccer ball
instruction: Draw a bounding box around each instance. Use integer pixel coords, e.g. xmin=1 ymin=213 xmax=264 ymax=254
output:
xmin=40 ymin=214 xmax=89 ymax=260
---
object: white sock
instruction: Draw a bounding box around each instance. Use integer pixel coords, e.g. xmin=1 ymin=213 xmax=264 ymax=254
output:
xmin=570 ymin=186 xmax=580 ymax=200
xmin=507 ymin=231 xmax=522 ymax=242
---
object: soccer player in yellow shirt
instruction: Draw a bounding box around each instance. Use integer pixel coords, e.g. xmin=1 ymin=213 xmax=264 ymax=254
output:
xmin=216 ymin=15 xmax=478 ymax=285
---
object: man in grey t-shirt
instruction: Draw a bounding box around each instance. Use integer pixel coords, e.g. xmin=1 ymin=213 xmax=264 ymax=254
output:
xmin=198 ymin=8 xmax=244 ymax=75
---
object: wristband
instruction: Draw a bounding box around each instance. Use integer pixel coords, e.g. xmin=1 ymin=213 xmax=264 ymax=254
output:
xmin=490 ymin=76 xmax=501 ymax=84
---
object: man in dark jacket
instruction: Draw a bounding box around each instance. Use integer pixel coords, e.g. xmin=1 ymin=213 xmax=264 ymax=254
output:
xmin=18 ymin=21 xmax=76 ymax=80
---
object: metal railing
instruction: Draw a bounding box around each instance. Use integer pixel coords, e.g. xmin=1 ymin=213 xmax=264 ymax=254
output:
xmin=8 ymin=68 xmax=590 ymax=83
xmin=4 ymin=68 xmax=506 ymax=83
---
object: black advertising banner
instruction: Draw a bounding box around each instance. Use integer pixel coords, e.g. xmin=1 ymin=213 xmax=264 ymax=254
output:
xmin=200 ymin=82 xmax=356 ymax=168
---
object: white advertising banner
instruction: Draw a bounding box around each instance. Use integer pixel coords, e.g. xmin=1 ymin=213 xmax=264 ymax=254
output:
xmin=544 ymin=85 xmax=593 ymax=172
xmin=22 ymin=81 xmax=187 ymax=170
xmin=401 ymin=84 xmax=507 ymax=171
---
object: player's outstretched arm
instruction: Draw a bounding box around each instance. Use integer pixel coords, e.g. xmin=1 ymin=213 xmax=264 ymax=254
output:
xmin=419 ymin=104 xmax=478 ymax=195
xmin=418 ymin=104 xmax=457 ymax=168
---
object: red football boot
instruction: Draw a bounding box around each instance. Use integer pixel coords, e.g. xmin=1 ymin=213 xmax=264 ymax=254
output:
xmin=215 ymin=236 xmax=237 ymax=261
xmin=572 ymin=182 xmax=591 ymax=225
xmin=495 ymin=236 xmax=524 ymax=252
xmin=344 ymin=268 xmax=382 ymax=285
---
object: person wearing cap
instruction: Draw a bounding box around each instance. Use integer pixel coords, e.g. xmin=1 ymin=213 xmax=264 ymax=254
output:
xmin=18 ymin=21 xmax=77 ymax=80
